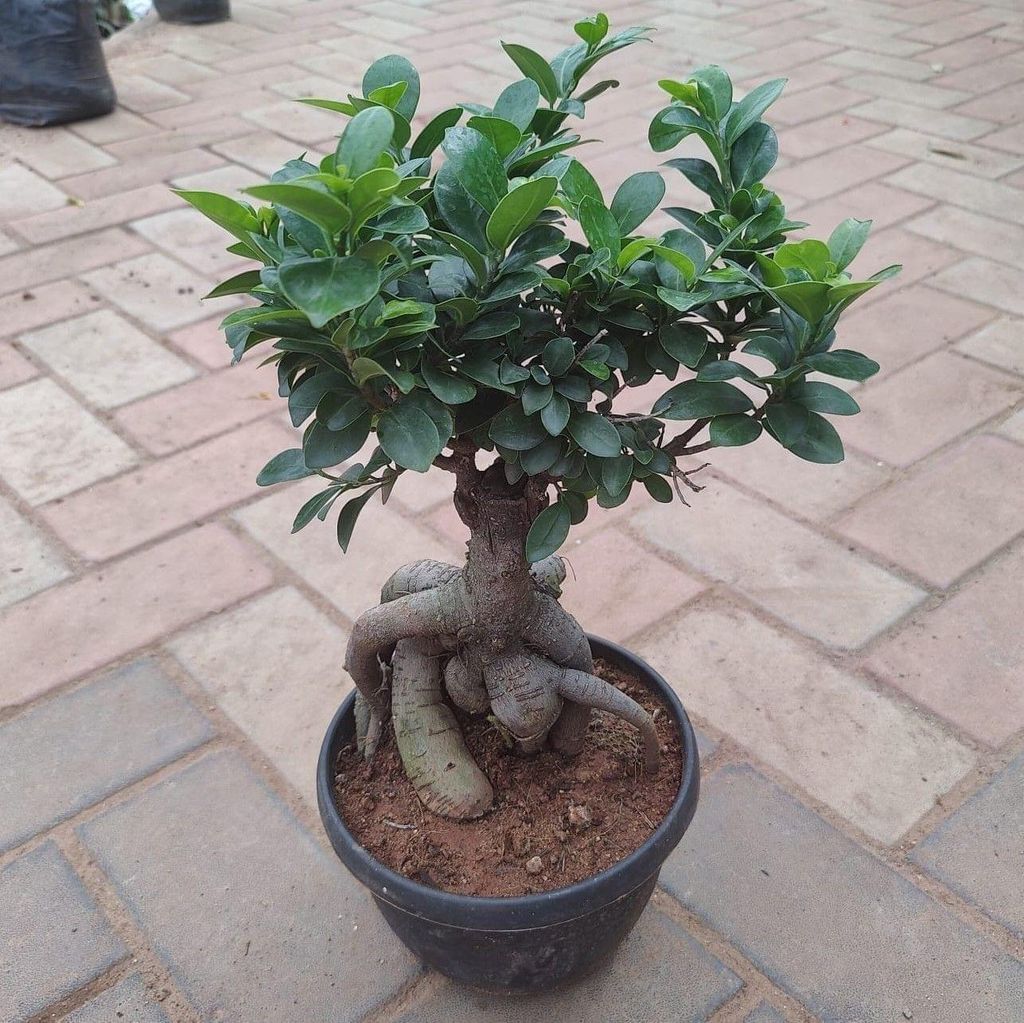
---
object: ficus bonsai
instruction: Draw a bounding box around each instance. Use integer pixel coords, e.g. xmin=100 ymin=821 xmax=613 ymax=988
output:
xmin=179 ymin=14 xmax=897 ymax=822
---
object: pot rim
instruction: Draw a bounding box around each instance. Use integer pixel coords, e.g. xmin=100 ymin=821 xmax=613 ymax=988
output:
xmin=316 ymin=634 xmax=700 ymax=931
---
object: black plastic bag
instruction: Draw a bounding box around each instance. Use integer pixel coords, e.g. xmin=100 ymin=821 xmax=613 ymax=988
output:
xmin=0 ymin=0 xmax=117 ymax=127
xmin=154 ymin=0 xmax=231 ymax=23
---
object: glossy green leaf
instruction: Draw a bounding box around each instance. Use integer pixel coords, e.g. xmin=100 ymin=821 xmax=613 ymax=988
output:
xmin=493 ymin=78 xmax=541 ymax=131
xmin=303 ymin=414 xmax=371 ymax=469
xmin=772 ymin=280 xmax=831 ymax=323
xmin=659 ymin=323 xmax=708 ymax=367
xmin=362 ymin=54 xmax=420 ymax=122
xmin=466 ymin=115 xmax=522 ymax=158
xmin=828 ymin=217 xmax=871 ymax=271
xmin=730 ymin=122 xmax=778 ymax=190
xmin=421 ymin=361 xmax=477 ymax=404
xmin=337 ymin=488 xmax=378 ymax=552
xmin=378 ymin=402 xmax=442 ymax=471
xmin=336 ymin=106 xmax=395 ymax=177
xmin=257 ymin=449 xmax=313 ymax=486
xmin=610 ymin=171 xmax=665 ymax=235
xmin=490 ymin=405 xmax=548 ymax=449
xmin=501 ymin=42 xmax=559 ymax=104
xmin=724 ymin=77 xmax=786 ymax=145
xmin=174 ymin=190 xmax=260 ymax=245
xmin=643 ymin=474 xmax=674 ymax=503
xmin=204 ymin=269 xmax=262 ymax=299
xmin=244 ymin=183 xmax=349 ymax=236
xmin=689 ymin=65 xmax=732 ymax=121
xmin=525 ymin=500 xmax=571 ymax=562
xmin=710 ymin=414 xmax=762 ymax=447
xmin=410 ymin=106 xmax=462 ymax=159
xmin=441 ymin=126 xmax=508 ymax=213
xmin=485 ymin=176 xmax=558 ymax=251
xmin=790 ymin=380 xmax=860 ymax=415
xmin=541 ymin=393 xmax=571 ymax=435
xmin=568 ymin=411 xmax=621 ymax=456
xmin=803 ymin=349 xmax=880 ymax=381
xmin=653 ymin=380 xmax=754 ymax=419
xmin=278 ymin=257 xmax=380 ymax=328
xmin=578 ymin=195 xmax=620 ymax=257
xmin=766 ymin=403 xmax=844 ymax=463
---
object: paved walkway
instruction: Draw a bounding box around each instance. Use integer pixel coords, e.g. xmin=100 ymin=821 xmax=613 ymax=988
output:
xmin=1 ymin=0 xmax=1023 ymax=1020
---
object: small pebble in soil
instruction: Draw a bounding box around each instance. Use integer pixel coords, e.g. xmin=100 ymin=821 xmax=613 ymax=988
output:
xmin=525 ymin=856 xmax=544 ymax=875
xmin=568 ymin=803 xmax=592 ymax=829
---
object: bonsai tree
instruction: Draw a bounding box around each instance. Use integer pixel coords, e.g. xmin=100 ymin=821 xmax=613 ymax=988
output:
xmin=178 ymin=15 xmax=897 ymax=821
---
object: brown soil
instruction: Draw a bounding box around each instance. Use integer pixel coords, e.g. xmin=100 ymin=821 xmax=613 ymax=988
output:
xmin=332 ymin=658 xmax=683 ymax=897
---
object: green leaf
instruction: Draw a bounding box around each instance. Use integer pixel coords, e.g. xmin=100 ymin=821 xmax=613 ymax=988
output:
xmin=568 ymin=411 xmax=621 ymax=456
xmin=173 ymin=190 xmax=259 ymax=244
xmin=337 ymin=488 xmax=378 ymax=552
xmin=730 ymin=122 xmax=778 ymax=190
xmin=689 ymin=65 xmax=733 ymax=122
xmin=541 ymin=393 xmax=571 ymax=435
xmin=292 ymin=486 xmax=341 ymax=533
xmin=610 ymin=171 xmax=665 ymax=235
xmin=522 ymin=380 xmax=553 ymax=415
xmin=659 ymin=323 xmax=707 ymax=367
xmin=422 ymin=361 xmax=477 ymax=404
xmin=574 ymin=12 xmax=609 ymax=46
xmin=775 ymin=239 xmax=832 ymax=280
xmin=521 ymin=435 xmax=563 ymax=474
xmin=486 ymin=176 xmax=558 ymax=251
xmin=828 ymin=218 xmax=872 ymax=271
xmin=803 ymin=349 xmax=880 ymax=381
xmin=373 ymin=205 xmax=429 ymax=234
xmin=410 ymin=106 xmax=462 ymax=159
xmin=543 ymin=336 xmax=575 ymax=377
xmin=363 ymin=54 xmax=420 ymax=122
xmin=558 ymin=158 xmax=604 ymax=209
xmin=466 ymin=115 xmax=522 ymax=158
xmin=303 ymin=415 xmax=371 ymax=469
xmin=649 ymin=105 xmax=718 ymax=153
xmin=643 ymin=474 xmax=674 ymax=503
xmin=257 ymin=449 xmax=313 ymax=486
xmin=278 ymin=257 xmax=380 ymax=329
xmin=765 ymin=403 xmax=844 ymax=463
xmin=501 ymin=42 xmax=559 ymax=104
xmin=378 ymin=403 xmax=442 ymax=472
xmin=336 ymin=107 xmax=395 ymax=177
xmin=578 ymin=195 xmax=621 ymax=258
xmin=525 ymin=500 xmax=571 ymax=562
xmin=710 ymin=414 xmax=762 ymax=447
xmin=493 ymin=78 xmax=541 ymax=131
xmin=724 ymin=77 xmax=787 ymax=145
xmin=204 ymin=269 xmax=262 ymax=299
xmin=772 ymin=281 xmax=832 ymax=323
xmin=441 ymin=126 xmax=508 ymax=213
xmin=490 ymin=405 xmax=548 ymax=450
xmin=288 ymin=371 xmax=350 ymax=427
xmin=601 ymin=454 xmax=632 ymax=496
xmin=653 ymin=380 xmax=754 ymax=419
xmin=662 ymin=158 xmax=723 ymax=203
xmin=244 ymin=183 xmax=349 ymax=236
xmin=463 ymin=311 xmax=520 ymax=340
xmin=350 ymin=357 xmax=415 ymax=393
xmin=790 ymin=380 xmax=860 ymax=415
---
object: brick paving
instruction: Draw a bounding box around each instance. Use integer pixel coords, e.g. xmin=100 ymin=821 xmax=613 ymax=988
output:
xmin=0 ymin=0 xmax=1022 ymax=1020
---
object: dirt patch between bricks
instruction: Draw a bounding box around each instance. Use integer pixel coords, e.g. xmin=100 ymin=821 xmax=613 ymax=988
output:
xmin=332 ymin=657 xmax=684 ymax=897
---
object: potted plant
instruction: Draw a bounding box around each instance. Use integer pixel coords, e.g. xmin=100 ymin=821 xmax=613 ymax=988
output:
xmin=179 ymin=13 xmax=897 ymax=994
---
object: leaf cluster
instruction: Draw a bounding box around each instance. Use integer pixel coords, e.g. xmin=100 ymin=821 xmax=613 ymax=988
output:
xmin=179 ymin=14 xmax=898 ymax=560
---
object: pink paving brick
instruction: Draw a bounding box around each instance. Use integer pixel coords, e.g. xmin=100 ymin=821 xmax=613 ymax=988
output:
xmin=114 ymin=358 xmax=279 ymax=456
xmin=0 ymin=524 xmax=273 ymax=708
xmin=41 ymin=419 xmax=293 ymax=561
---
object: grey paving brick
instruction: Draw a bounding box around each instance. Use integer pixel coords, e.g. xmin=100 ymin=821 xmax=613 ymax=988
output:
xmin=911 ymin=753 xmax=1024 ymax=940
xmin=0 ymin=659 xmax=213 ymax=853
xmin=64 ymin=974 xmax=171 ymax=1023
xmin=394 ymin=909 xmax=740 ymax=1023
xmin=661 ymin=765 xmax=1024 ymax=1022
xmin=745 ymin=1002 xmax=786 ymax=1023
xmin=77 ymin=751 xmax=418 ymax=1022
xmin=0 ymin=843 xmax=125 ymax=1023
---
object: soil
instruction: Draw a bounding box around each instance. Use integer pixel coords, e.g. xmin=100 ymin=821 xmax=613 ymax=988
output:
xmin=332 ymin=658 xmax=684 ymax=897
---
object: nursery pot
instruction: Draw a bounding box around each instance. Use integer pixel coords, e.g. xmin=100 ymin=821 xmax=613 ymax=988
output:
xmin=0 ymin=0 xmax=117 ymax=127
xmin=317 ymin=635 xmax=701 ymax=994
xmin=153 ymin=0 xmax=231 ymax=24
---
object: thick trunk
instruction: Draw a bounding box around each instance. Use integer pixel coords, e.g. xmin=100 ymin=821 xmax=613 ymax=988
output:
xmin=344 ymin=454 xmax=660 ymax=820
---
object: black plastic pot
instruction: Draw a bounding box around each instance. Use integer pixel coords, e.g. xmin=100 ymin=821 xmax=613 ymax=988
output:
xmin=153 ymin=0 xmax=230 ymax=24
xmin=317 ymin=635 xmax=700 ymax=994
xmin=0 ymin=0 xmax=116 ymax=127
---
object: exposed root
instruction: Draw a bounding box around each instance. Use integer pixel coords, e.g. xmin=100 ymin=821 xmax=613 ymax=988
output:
xmin=391 ymin=637 xmax=493 ymax=818
xmin=557 ymin=668 xmax=661 ymax=773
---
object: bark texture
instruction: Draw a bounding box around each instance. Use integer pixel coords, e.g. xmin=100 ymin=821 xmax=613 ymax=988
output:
xmin=343 ymin=454 xmax=660 ymax=819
